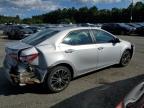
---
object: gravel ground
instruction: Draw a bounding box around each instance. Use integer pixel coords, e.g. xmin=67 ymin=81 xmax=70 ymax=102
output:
xmin=0 ymin=35 xmax=144 ymax=108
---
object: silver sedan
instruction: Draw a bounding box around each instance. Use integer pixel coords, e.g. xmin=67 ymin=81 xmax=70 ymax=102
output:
xmin=3 ymin=27 xmax=134 ymax=92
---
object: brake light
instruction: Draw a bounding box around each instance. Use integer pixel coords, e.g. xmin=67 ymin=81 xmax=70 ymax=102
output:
xmin=19 ymin=53 xmax=38 ymax=63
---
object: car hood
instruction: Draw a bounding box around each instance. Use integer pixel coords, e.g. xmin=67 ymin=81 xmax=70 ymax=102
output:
xmin=124 ymin=82 xmax=144 ymax=106
xmin=5 ymin=41 xmax=32 ymax=54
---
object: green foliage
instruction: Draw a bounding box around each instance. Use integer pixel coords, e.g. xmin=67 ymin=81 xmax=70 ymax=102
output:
xmin=0 ymin=2 xmax=144 ymax=24
xmin=0 ymin=15 xmax=21 ymax=24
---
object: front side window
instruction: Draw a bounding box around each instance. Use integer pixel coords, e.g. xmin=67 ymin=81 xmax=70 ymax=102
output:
xmin=92 ymin=30 xmax=114 ymax=43
xmin=63 ymin=30 xmax=93 ymax=45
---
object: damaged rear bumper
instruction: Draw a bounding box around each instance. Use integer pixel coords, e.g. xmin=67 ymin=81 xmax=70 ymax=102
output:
xmin=10 ymin=65 xmax=41 ymax=85
xmin=3 ymin=59 xmax=47 ymax=86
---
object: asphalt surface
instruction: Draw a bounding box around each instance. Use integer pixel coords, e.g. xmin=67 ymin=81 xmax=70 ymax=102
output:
xmin=0 ymin=35 xmax=144 ymax=108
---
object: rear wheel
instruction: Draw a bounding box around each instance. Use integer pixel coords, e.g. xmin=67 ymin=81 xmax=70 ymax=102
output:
xmin=119 ymin=50 xmax=131 ymax=67
xmin=46 ymin=66 xmax=71 ymax=93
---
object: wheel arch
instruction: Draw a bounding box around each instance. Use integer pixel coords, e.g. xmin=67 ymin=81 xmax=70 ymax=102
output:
xmin=55 ymin=63 xmax=74 ymax=79
xmin=121 ymin=45 xmax=134 ymax=59
xmin=46 ymin=61 xmax=76 ymax=80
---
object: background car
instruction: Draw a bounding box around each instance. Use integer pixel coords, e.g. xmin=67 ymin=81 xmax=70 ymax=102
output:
xmin=135 ymin=26 xmax=144 ymax=35
xmin=7 ymin=25 xmax=42 ymax=39
xmin=126 ymin=23 xmax=144 ymax=35
xmin=101 ymin=23 xmax=135 ymax=35
xmin=17 ymin=27 xmax=35 ymax=39
xmin=3 ymin=24 xmax=13 ymax=36
xmin=26 ymin=26 xmax=42 ymax=33
xmin=116 ymin=82 xmax=144 ymax=108
xmin=7 ymin=25 xmax=27 ymax=39
xmin=137 ymin=22 xmax=144 ymax=27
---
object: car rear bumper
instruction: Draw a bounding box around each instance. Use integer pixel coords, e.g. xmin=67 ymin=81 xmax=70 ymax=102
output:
xmin=3 ymin=57 xmax=47 ymax=86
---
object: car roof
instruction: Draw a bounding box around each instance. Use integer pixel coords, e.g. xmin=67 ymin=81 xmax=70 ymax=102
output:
xmin=46 ymin=26 xmax=101 ymax=32
xmin=38 ymin=26 xmax=105 ymax=46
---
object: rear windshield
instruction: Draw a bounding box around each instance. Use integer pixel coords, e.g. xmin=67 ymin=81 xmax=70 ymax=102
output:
xmin=22 ymin=29 xmax=59 ymax=45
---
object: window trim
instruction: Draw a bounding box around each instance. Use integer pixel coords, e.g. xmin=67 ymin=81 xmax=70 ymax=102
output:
xmin=62 ymin=29 xmax=95 ymax=46
xmin=90 ymin=29 xmax=116 ymax=44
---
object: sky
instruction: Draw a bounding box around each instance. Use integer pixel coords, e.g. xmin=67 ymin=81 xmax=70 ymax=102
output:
xmin=0 ymin=0 xmax=143 ymax=18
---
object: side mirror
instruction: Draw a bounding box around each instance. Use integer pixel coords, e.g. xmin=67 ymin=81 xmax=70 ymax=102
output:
xmin=113 ymin=38 xmax=120 ymax=43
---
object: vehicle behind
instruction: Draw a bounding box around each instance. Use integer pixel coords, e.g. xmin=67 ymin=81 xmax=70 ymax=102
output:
xmin=101 ymin=23 xmax=136 ymax=35
xmin=116 ymin=82 xmax=144 ymax=108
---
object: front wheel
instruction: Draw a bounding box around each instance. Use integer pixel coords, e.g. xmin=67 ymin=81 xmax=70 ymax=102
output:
xmin=119 ymin=50 xmax=131 ymax=67
xmin=46 ymin=66 xmax=72 ymax=93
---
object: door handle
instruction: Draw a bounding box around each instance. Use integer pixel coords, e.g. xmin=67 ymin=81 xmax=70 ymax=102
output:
xmin=98 ymin=47 xmax=104 ymax=50
xmin=65 ymin=49 xmax=75 ymax=53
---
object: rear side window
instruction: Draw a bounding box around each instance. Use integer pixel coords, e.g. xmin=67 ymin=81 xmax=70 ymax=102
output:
xmin=63 ymin=30 xmax=93 ymax=45
xmin=92 ymin=30 xmax=114 ymax=43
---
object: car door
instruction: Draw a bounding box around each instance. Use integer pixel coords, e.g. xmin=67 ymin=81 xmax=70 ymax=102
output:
xmin=59 ymin=29 xmax=98 ymax=75
xmin=91 ymin=29 xmax=122 ymax=68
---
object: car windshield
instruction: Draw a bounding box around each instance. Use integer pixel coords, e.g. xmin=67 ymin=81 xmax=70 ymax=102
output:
xmin=21 ymin=29 xmax=59 ymax=45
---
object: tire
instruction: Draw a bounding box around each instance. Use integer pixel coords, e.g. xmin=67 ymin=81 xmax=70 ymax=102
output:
xmin=46 ymin=66 xmax=72 ymax=93
xmin=119 ymin=50 xmax=131 ymax=67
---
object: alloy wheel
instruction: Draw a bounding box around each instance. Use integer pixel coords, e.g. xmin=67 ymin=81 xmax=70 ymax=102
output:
xmin=49 ymin=67 xmax=71 ymax=92
xmin=121 ymin=50 xmax=131 ymax=66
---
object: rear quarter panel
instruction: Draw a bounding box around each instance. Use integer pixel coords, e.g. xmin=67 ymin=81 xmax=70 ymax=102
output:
xmin=36 ymin=44 xmax=77 ymax=76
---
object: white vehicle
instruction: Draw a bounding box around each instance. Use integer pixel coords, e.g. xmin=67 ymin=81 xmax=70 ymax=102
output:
xmin=3 ymin=27 xmax=134 ymax=92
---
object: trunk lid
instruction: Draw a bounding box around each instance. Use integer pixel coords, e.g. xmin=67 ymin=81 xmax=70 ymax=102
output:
xmin=4 ymin=41 xmax=33 ymax=68
xmin=5 ymin=41 xmax=33 ymax=55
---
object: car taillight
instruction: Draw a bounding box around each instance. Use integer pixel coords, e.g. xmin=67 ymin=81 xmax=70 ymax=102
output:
xmin=116 ymin=101 xmax=124 ymax=108
xmin=19 ymin=53 xmax=38 ymax=63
